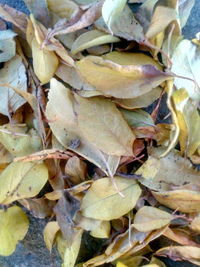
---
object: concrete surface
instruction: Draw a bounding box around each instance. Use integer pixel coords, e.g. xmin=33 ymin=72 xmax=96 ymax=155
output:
xmin=0 ymin=0 xmax=200 ymax=266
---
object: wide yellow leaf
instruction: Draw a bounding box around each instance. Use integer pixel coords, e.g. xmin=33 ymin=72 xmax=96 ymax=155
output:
xmin=32 ymin=38 xmax=59 ymax=84
xmin=116 ymin=262 xmax=128 ymax=267
xmin=43 ymin=221 xmax=60 ymax=251
xmin=76 ymin=52 xmax=170 ymax=98
xmin=71 ymin=29 xmax=120 ymax=55
xmin=0 ymin=124 xmax=42 ymax=157
xmin=0 ymin=206 xmax=29 ymax=256
xmin=133 ymin=206 xmax=173 ymax=232
xmin=81 ymin=177 xmax=141 ymax=220
xmin=136 ymin=148 xmax=200 ymax=192
xmin=0 ymin=161 xmax=48 ymax=204
xmin=46 ymin=78 xmax=120 ymax=176
xmin=152 ymin=190 xmax=200 ymax=213
xmin=75 ymin=95 xmax=135 ymax=156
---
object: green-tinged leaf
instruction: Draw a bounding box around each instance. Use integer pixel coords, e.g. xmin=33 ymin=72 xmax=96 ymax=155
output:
xmin=0 ymin=55 xmax=27 ymax=116
xmin=102 ymin=0 xmax=126 ymax=30
xmin=71 ymin=30 xmax=120 ymax=55
xmin=120 ymin=109 xmax=155 ymax=128
xmin=75 ymin=95 xmax=135 ymax=156
xmin=0 ymin=206 xmax=29 ymax=256
xmin=43 ymin=221 xmax=60 ymax=251
xmin=133 ymin=206 xmax=173 ymax=232
xmin=46 ymin=78 xmax=120 ymax=175
xmin=171 ymin=39 xmax=200 ymax=100
xmin=90 ymin=221 xmax=111 ymax=239
xmin=0 ymin=161 xmax=48 ymax=204
xmin=32 ymin=38 xmax=59 ymax=84
xmin=0 ymin=124 xmax=42 ymax=157
xmin=81 ymin=177 xmax=141 ymax=220
xmin=0 ymin=30 xmax=16 ymax=63
xmin=76 ymin=52 xmax=171 ymax=99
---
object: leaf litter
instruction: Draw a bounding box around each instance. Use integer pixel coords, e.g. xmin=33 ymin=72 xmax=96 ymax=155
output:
xmin=0 ymin=0 xmax=199 ymax=266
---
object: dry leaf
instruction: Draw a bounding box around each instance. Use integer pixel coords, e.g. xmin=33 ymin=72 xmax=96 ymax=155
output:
xmin=0 ymin=206 xmax=29 ymax=256
xmin=0 ymin=30 xmax=16 ymax=63
xmin=43 ymin=221 xmax=60 ymax=251
xmin=81 ymin=177 xmax=141 ymax=220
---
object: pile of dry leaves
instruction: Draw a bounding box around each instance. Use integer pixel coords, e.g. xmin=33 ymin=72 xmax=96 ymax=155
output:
xmin=0 ymin=0 xmax=200 ymax=266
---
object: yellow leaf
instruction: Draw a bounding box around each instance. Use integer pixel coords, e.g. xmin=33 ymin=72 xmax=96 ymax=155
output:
xmin=0 ymin=161 xmax=48 ymax=204
xmin=133 ymin=206 xmax=173 ymax=232
xmin=32 ymin=37 xmax=59 ymax=84
xmin=0 ymin=206 xmax=29 ymax=256
xmin=47 ymin=0 xmax=79 ymax=20
xmin=76 ymin=52 xmax=170 ymax=99
xmin=81 ymin=177 xmax=141 ymax=220
xmin=116 ymin=262 xmax=128 ymax=267
xmin=0 ymin=124 xmax=42 ymax=157
xmin=75 ymin=95 xmax=135 ymax=156
xmin=46 ymin=78 xmax=120 ymax=176
xmin=71 ymin=29 xmax=120 ymax=55
xmin=90 ymin=221 xmax=111 ymax=239
xmin=43 ymin=221 xmax=60 ymax=251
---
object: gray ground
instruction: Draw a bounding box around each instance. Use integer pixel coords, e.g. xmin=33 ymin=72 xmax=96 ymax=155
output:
xmin=0 ymin=0 xmax=200 ymax=266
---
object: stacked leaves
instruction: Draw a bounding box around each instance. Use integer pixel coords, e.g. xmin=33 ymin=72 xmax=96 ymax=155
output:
xmin=0 ymin=0 xmax=199 ymax=266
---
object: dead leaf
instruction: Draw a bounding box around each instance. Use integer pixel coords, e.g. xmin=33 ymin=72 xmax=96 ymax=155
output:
xmin=43 ymin=221 xmax=60 ymax=251
xmin=81 ymin=177 xmax=141 ymax=220
xmin=0 ymin=205 xmax=29 ymax=256
xmin=0 ymin=30 xmax=16 ymax=63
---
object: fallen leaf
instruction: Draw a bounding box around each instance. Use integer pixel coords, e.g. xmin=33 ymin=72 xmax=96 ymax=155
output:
xmin=0 ymin=55 xmax=27 ymax=117
xmin=90 ymin=221 xmax=111 ymax=239
xmin=75 ymin=95 xmax=135 ymax=156
xmin=133 ymin=206 xmax=173 ymax=232
xmin=71 ymin=29 xmax=120 ymax=55
xmin=0 ymin=30 xmax=16 ymax=63
xmin=76 ymin=52 xmax=171 ymax=98
xmin=0 ymin=161 xmax=48 ymax=205
xmin=43 ymin=221 xmax=60 ymax=251
xmin=0 ymin=206 xmax=29 ymax=256
xmin=81 ymin=177 xmax=141 ymax=220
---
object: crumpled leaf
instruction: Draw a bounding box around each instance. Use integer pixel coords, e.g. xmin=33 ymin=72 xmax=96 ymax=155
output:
xmin=0 ymin=30 xmax=17 ymax=63
xmin=47 ymin=0 xmax=103 ymax=38
xmin=54 ymin=191 xmax=80 ymax=244
xmin=75 ymin=95 xmax=135 ymax=156
xmin=156 ymin=246 xmax=200 ymax=265
xmin=47 ymin=0 xmax=79 ymax=20
xmin=171 ymin=39 xmax=200 ymax=100
xmin=65 ymin=156 xmax=87 ymax=185
xmin=46 ymin=78 xmax=120 ymax=176
xmin=0 ymin=124 xmax=42 ymax=157
xmin=0 ymin=161 xmax=48 ymax=205
xmin=43 ymin=221 xmax=60 ymax=251
xmin=133 ymin=206 xmax=173 ymax=232
xmin=0 ymin=55 xmax=27 ymax=116
xmin=0 ymin=206 xmax=29 ymax=256
xmin=76 ymin=52 xmax=171 ymax=98
xmin=81 ymin=177 xmax=141 ymax=220
xmin=0 ymin=4 xmax=27 ymax=32
xmin=71 ymin=29 xmax=120 ymax=55
xmin=24 ymin=0 xmax=50 ymax=27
